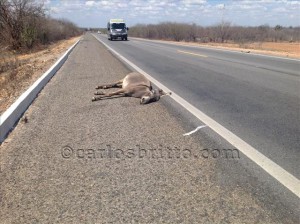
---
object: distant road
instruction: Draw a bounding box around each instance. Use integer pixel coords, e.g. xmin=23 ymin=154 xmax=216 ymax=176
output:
xmin=95 ymin=34 xmax=300 ymax=180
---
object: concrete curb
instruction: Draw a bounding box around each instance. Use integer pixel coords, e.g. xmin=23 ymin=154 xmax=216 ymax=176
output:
xmin=0 ymin=39 xmax=80 ymax=143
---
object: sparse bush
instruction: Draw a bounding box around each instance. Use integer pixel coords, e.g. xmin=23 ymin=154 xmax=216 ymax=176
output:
xmin=0 ymin=0 xmax=81 ymax=51
xmin=129 ymin=22 xmax=300 ymax=44
xmin=22 ymin=25 xmax=37 ymax=48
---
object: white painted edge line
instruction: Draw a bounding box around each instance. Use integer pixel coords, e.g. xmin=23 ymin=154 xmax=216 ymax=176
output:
xmin=130 ymin=37 xmax=300 ymax=62
xmin=183 ymin=125 xmax=207 ymax=136
xmin=93 ymin=34 xmax=300 ymax=198
xmin=0 ymin=39 xmax=80 ymax=143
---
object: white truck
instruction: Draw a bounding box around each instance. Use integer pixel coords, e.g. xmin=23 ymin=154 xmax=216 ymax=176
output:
xmin=107 ymin=19 xmax=129 ymax=41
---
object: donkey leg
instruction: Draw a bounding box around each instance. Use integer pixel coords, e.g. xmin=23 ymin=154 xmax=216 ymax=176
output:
xmin=92 ymin=89 xmax=126 ymax=101
xmin=95 ymin=79 xmax=123 ymax=89
xmin=107 ymin=89 xmax=126 ymax=97
xmin=92 ymin=96 xmax=103 ymax=101
xmin=94 ymin=90 xmax=105 ymax=95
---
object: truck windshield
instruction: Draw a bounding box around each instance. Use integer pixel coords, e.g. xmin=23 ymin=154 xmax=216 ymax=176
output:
xmin=111 ymin=23 xmax=125 ymax=29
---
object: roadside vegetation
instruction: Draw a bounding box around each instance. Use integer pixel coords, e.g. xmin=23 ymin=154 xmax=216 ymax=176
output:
xmin=0 ymin=0 xmax=81 ymax=51
xmin=0 ymin=0 xmax=82 ymax=75
xmin=0 ymin=0 xmax=81 ymax=114
xmin=129 ymin=22 xmax=300 ymax=44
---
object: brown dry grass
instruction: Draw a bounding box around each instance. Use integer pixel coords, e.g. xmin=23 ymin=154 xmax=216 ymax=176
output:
xmin=0 ymin=36 xmax=81 ymax=114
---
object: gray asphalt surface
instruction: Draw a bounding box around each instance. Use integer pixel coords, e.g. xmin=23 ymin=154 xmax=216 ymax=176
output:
xmin=0 ymin=33 xmax=299 ymax=223
xmin=94 ymin=34 xmax=300 ymax=179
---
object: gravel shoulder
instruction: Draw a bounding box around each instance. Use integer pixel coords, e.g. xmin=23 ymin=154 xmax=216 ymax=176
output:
xmin=0 ymin=33 xmax=298 ymax=223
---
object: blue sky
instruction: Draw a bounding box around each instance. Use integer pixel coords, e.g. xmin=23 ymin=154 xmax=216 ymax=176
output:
xmin=44 ymin=0 xmax=300 ymax=28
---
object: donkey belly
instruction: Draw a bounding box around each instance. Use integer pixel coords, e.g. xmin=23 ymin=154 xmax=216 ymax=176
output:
xmin=122 ymin=73 xmax=151 ymax=89
xmin=122 ymin=76 xmax=130 ymax=89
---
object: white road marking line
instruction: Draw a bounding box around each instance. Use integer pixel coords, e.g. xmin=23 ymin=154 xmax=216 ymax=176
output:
xmin=93 ymin=34 xmax=300 ymax=198
xmin=177 ymin=50 xmax=207 ymax=58
xmin=183 ymin=125 xmax=207 ymax=136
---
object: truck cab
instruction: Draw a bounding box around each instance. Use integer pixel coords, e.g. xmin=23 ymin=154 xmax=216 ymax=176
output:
xmin=107 ymin=19 xmax=129 ymax=41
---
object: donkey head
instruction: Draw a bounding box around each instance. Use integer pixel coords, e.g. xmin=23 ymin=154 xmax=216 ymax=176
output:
xmin=140 ymin=89 xmax=167 ymax=104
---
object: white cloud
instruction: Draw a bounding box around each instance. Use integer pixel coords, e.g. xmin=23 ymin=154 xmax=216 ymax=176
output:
xmin=216 ymin=4 xmax=225 ymax=9
xmin=42 ymin=0 xmax=51 ymax=5
xmin=182 ymin=0 xmax=207 ymax=5
xmin=47 ymin=0 xmax=300 ymax=27
xmin=49 ymin=6 xmax=59 ymax=13
xmin=273 ymin=7 xmax=288 ymax=12
xmin=85 ymin=1 xmax=95 ymax=7
xmin=129 ymin=0 xmax=143 ymax=6
xmin=100 ymin=1 xmax=113 ymax=6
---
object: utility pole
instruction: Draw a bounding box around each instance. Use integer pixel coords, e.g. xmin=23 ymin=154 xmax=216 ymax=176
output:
xmin=221 ymin=4 xmax=225 ymax=31
xmin=220 ymin=3 xmax=226 ymax=42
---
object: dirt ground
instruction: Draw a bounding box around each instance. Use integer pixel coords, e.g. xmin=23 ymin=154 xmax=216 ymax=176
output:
xmin=168 ymin=40 xmax=300 ymax=59
xmin=0 ymin=36 xmax=299 ymax=115
xmin=0 ymin=36 xmax=81 ymax=114
xmin=206 ymin=41 xmax=300 ymax=58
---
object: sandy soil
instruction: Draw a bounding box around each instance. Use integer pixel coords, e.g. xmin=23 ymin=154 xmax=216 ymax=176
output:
xmin=0 ymin=36 xmax=81 ymax=114
xmin=0 ymin=36 xmax=298 ymax=115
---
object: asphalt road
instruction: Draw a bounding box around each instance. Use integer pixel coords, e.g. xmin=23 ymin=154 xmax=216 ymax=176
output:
xmin=0 ymin=33 xmax=299 ymax=223
xmin=94 ymin=34 xmax=300 ymax=180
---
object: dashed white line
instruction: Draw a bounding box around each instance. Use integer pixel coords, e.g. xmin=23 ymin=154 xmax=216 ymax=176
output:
xmin=177 ymin=50 xmax=207 ymax=58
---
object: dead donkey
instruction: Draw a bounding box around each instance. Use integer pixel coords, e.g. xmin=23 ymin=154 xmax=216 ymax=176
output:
xmin=92 ymin=72 xmax=171 ymax=104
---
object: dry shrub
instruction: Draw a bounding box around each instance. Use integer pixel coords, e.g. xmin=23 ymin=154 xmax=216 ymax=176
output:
xmin=129 ymin=22 xmax=300 ymax=44
xmin=0 ymin=0 xmax=81 ymax=51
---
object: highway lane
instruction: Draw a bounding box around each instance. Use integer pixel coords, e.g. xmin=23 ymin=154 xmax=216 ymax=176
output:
xmin=95 ymin=34 xmax=300 ymax=180
xmin=133 ymin=38 xmax=300 ymax=78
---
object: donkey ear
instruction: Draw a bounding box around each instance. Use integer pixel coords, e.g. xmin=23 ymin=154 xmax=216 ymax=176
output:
xmin=158 ymin=89 xmax=166 ymax=95
xmin=159 ymin=89 xmax=172 ymax=96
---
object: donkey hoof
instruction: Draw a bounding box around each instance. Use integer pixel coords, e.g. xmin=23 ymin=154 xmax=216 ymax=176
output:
xmin=94 ymin=91 xmax=104 ymax=95
xmin=92 ymin=96 xmax=102 ymax=101
xmin=92 ymin=97 xmax=99 ymax=101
